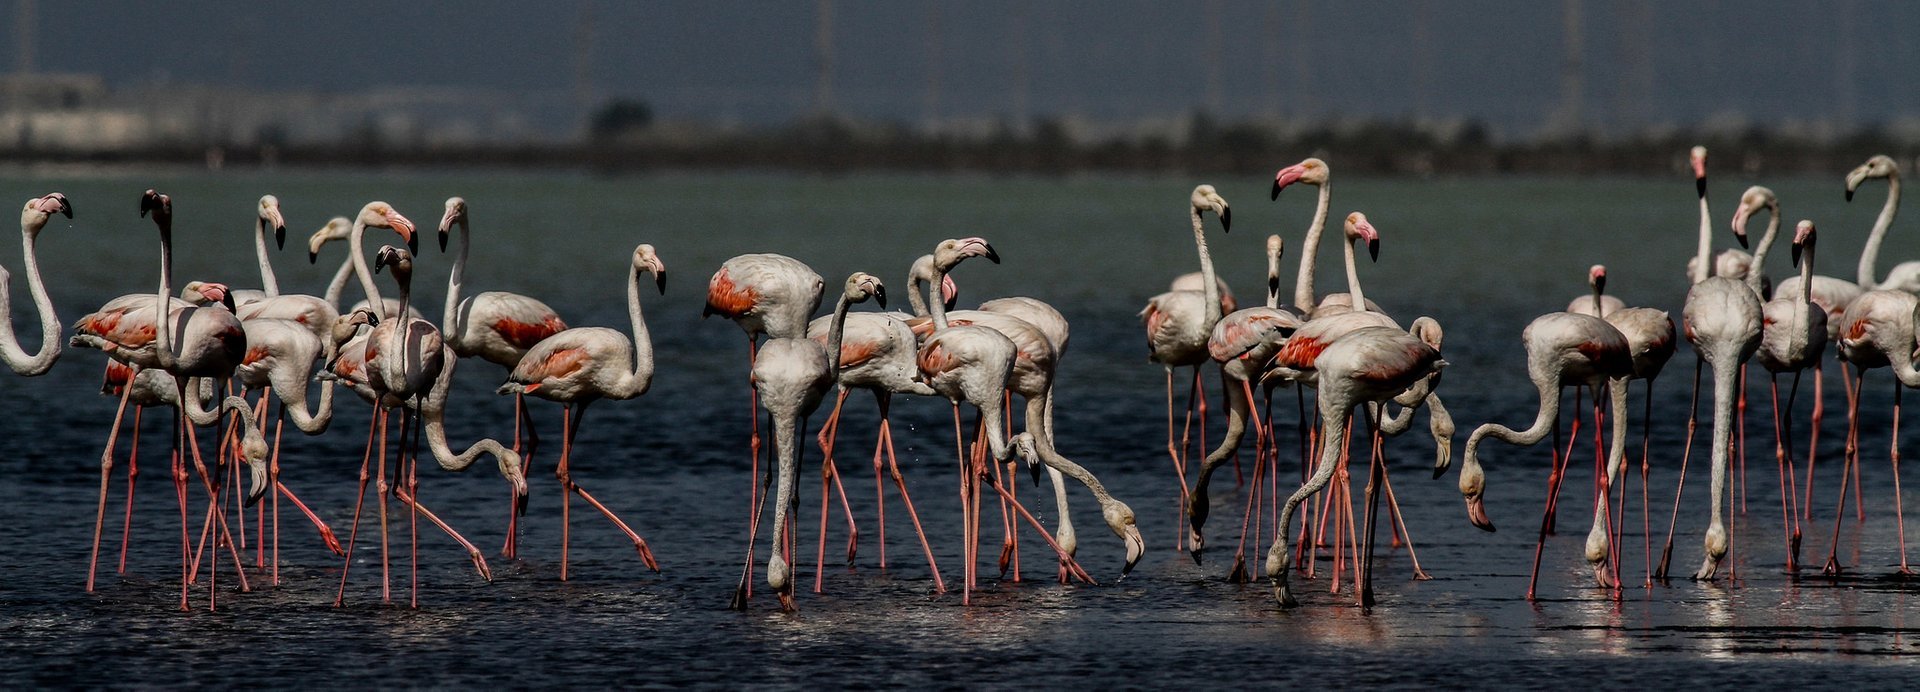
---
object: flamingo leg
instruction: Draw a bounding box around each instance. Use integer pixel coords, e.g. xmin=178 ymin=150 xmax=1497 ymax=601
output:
xmin=119 ymin=404 xmax=144 ymax=575
xmin=1893 ymin=378 xmax=1913 ymax=575
xmin=1639 ymin=378 xmax=1655 ymax=588
xmin=1528 ymin=386 xmax=1580 ymax=600
xmin=876 ymin=399 xmax=943 ymax=592
xmin=1804 ymin=362 xmax=1824 ymax=523
xmin=1164 ymin=367 xmax=1191 ymax=550
xmin=870 ymin=393 xmax=891 ymax=570
xmin=1738 ymin=364 xmax=1749 ymax=516
xmin=335 ymin=404 xmax=382 ymax=606
xmin=953 ymin=403 xmax=973 ymax=605
xmin=730 ymin=408 xmax=776 ymax=611
xmin=89 ymin=370 xmax=139 ymax=592
xmin=1848 ymin=365 xmax=1864 ymax=521
xmin=180 ymin=399 xmax=250 ymax=605
xmin=1228 ymin=417 xmax=1268 ymax=584
xmin=814 ymin=390 xmax=847 ymax=593
xmin=1359 ymin=405 xmax=1387 ymax=608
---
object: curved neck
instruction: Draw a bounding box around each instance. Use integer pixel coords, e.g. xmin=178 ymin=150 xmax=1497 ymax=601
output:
xmin=1746 ymin=204 xmax=1779 ymax=295
xmin=907 ymin=257 xmax=931 ymax=317
xmin=1859 ymin=173 xmax=1902 ymax=289
xmin=1465 ymin=369 xmax=1562 ymax=460
xmin=1590 ymin=282 xmax=1603 ymax=315
xmin=0 ymin=223 xmax=59 ymax=374
xmin=420 ymin=361 xmax=522 ymax=484
xmin=386 ymin=269 xmax=411 ymax=373
xmin=255 ymin=215 xmax=280 ymax=297
xmin=1023 ymin=399 xmax=1108 ymax=504
xmin=1193 ymin=207 xmax=1221 ymax=325
xmin=324 ymin=255 xmax=355 ymax=310
xmin=1342 ymin=236 xmax=1367 ymax=314
xmin=282 ymin=365 xmax=335 ymax=434
xmin=824 ymin=293 xmax=854 ymax=381
xmin=347 ymin=219 xmax=385 ymax=316
xmin=1294 ymin=181 xmax=1330 ymax=309
xmin=928 ymin=265 xmax=951 ymax=330
xmin=444 ymin=219 xmax=469 ymax=338
xmin=608 ymin=266 xmax=655 ymax=399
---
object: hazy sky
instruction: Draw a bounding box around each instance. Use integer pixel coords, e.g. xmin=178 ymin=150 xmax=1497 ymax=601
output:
xmin=16 ymin=1 xmax=1919 ymax=134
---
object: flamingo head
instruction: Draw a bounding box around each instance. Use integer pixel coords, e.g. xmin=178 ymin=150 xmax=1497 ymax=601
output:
xmin=239 ymin=422 xmax=271 ymax=508
xmin=186 ymin=281 xmax=238 ymax=313
xmin=1588 ymin=264 xmax=1607 ymax=296
xmin=20 ymin=192 xmax=70 ymax=233
xmin=1792 ymin=219 xmax=1815 ymax=268
xmin=632 ymin=243 xmax=667 ymax=294
xmin=1730 ymin=185 xmax=1774 ymax=249
xmin=1270 ymin=157 xmax=1327 ymax=200
xmin=437 ymin=196 xmax=468 ymax=252
xmin=1011 ymin=432 xmax=1042 ymax=487
xmin=1191 ymin=184 xmax=1230 ymax=231
xmin=374 ymin=244 xmax=414 ymax=285
xmin=358 ymin=202 xmax=416 ymax=253
xmin=932 ymin=237 xmax=999 ymax=272
xmin=1266 ymin=234 xmax=1285 ymax=295
xmin=1344 ymin=211 xmax=1379 ymax=261
xmin=499 ymin=448 xmax=529 ymax=512
xmin=1108 ymin=499 xmax=1146 ymax=578
xmin=324 ymin=308 xmax=379 ymax=371
xmin=1845 ymin=154 xmax=1899 ymax=202
xmin=1456 ymin=442 xmax=1495 ymax=532
xmin=844 ymin=271 xmax=885 ymax=309
xmin=258 ymin=195 xmax=287 ymax=250
xmin=140 ymin=189 xmax=172 ymax=234
xmin=308 ymin=216 xmax=351 ymax=264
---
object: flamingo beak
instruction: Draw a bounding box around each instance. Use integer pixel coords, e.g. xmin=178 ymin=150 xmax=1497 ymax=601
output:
xmin=140 ymin=189 xmax=160 ymax=218
xmin=309 ymin=249 xmax=319 ymax=264
xmin=1268 ymin=275 xmax=1281 ymax=296
xmin=940 ymin=273 xmax=959 ymax=309
xmin=872 ymin=284 xmax=887 ymax=309
xmin=1368 ymin=236 xmax=1380 ymax=261
xmin=1121 ymin=525 xmax=1145 ymax=578
xmin=244 ymin=454 xmax=269 ymax=507
xmin=437 ymin=207 xmax=460 ymax=252
xmin=268 ymin=206 xmax=287 ymax=249
xmin=1735 ymin=227 xmax=1749 ymax=249
xmin=36 ymin=194 xmax=71 ymax=218
xmin=1029 ymin=458 xmax=1042 ymax=487
xmin=1846 ymin=188 xmax=1855 ymax=202
xmin=222 ymin=291 xmax=238 ymax=314
xmin=1466 ymin=495 xmax=1494 ymax=532
xmin=1730 ymin=205 xmax=1750 ymax=237
xmin=385 ymin=211 xmax=418 ymax=253
xmin=979 ymin=242 xmax=1001 ymax=264
xmin=1219 ymin=205 xmax=1231 ymax=232
xmin=1271 ymin=164 xmax=1306 ymax=200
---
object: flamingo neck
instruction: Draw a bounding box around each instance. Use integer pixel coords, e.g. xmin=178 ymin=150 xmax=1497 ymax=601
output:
xmin=1193 ymin=207 xmax=1221 ymax=326
xmin=419 ymin=377 xmax=524 ymax=491
xmin=1463 ymin=366 xmax=1563 ymax=464
xmin=154 ymin=225 xmax=176 ymax=369
xmin=1590 ymin=283 xmax=1603 ymax=316
xmin=928 ymin=264 xmax=951 ymax=330
xmin=612 ymin=266 xmax=655 ymax=399
xmin=285 ymin=369 xmax=335 ymax=434
xmin=1693 ymin=182 xmax=1713 ymax=285
xmin=1342 ymin=235 xmax=1367 ymax=314
xmin=907 ymin=255 xmax=933 ymax=317
xmin=824 ymin=292 xmax=854 ymax=385
xmin=255 ymin=215 xmax=280 ymax=298
xmin=444 ymin=219 xmax=469 ymax=341
xmin=1295 ymin=181 xmax=1330 ymax=309
xmin=1746 ymin=203 xmax=1779 ymax=296
xmin=1859 ymin=173 xmax=1901 ymax=289
xmin=0 ymin=220 xmax=59 ymax=375
xmin=347 ymin=219 xmax=385 ymax=317
xmin=324 ymin=255 xmax=354 ymax=311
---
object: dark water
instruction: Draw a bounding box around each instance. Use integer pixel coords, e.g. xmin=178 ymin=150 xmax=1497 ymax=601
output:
xmin=0 ymin=169 xmax=1916 ymax=686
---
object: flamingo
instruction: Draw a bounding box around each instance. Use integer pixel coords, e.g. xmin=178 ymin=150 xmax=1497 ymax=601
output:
xmin=1755 ymin=221 xmax=1827 ymax=572
xmin=913 ymin=255 xmax=1112 ymax=605
xmin=1658 ymin=146 xmax=1764 ymax=582
xmin=225 ymin=194 xmax=289 ymax=307
xmin=436 ymin=197 xmax=568 ymax=557
xmin=0 ymin=193 xmax=69 ymax=377
xmin=226 ymin=196 xmax=338 ymax=338
xmin=1264 ymin=324 xmax=1445 ymax=608
xmin=1571 ymin=266 xmax=1678 ymax=587
xmin=705 ymin=252 xmax=823 ymax=600
xmin=230 ymin=316 xmax=350 ymax=581
xmin=737 ymin=272 xmax=883 ymax=611
xmin=1167 ymin=273 xmax=1236 ymax=315
xmin=1847 ymin=155 xmax=1918 ymax=292
xmin=1826 ymin=276 xmax=1920 ymax=575
xmin=1188 ymin=234 xmax=1302 ymax=561
xmin=497 ymin=243 xmax=666 ymax=581
xmin=1141 ymin=184 xmax=1230 ymax=547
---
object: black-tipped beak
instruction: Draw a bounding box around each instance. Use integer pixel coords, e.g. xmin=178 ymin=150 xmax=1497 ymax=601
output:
xmin=374 ymin=259 xmax=386 ymax=275
xmin=1220 ymin=206 xmax=1231 ymax=232
xmin=1270 ymin=180 xmax=1282 ymax=201
xmin=1268 ymin=275 xmax=1280 ymax=295
xmin=1792 ymin=242 xmax=1803 ymax=268
xmin=438 ymin=229 xmax=449 ymax=252
xmin=1735 ymin=231 xmax=1749 ymax=249
xmin=221 ymin=292 xmax=238 ymax=313
xmin=58 ymin=198 xmax=72 ymax=219
xmin=308 ymin=250 xmax=319 ymax=264
xmin=983 ymin=244 xmax=1001 ymax=264
xmin=1595 ymin=274 xmax=1607 ymax=297
xmin=1846 ymin=188 xmax=1856 ymax=203
xmin=1367 ymin=237 xmax=1379 ymax=262
xmin=407 ymin=234 xmax=419 ymax=254
xmin=655 ymin=271 xmax=668 ymax=294
xmin=274 ymin=224 xmax=286 ymax=250
xmin=1029 ymin=460 xmax=1042 ymax=488
xmin=873 ymin=285 xmax=887 ymax=309
xmin=1695 ymin=177 xmax=1707 ymax=199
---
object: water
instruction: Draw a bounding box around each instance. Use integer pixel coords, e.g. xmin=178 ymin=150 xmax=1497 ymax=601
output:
xmin=0 ymin=168 xmax=1916 ymax=686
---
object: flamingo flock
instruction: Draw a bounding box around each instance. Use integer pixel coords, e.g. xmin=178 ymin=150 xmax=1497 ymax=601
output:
xmin=22 ymin=146 xmax=1920 ymax=615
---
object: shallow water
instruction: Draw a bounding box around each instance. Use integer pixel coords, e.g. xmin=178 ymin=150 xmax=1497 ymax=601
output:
xmin=0 ymin=169 xmax=1916 ymax=686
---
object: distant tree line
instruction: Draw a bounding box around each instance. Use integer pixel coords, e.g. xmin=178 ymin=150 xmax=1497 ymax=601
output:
xmin=7 ymin=98 xmax=1916 ymax=177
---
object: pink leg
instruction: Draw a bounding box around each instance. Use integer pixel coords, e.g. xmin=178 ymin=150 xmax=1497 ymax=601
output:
xmin=1164 ymin=368 xmax=1190 ymax=550
xmin=337 ymin=405 xmax=382 ymax=605
xmin=1805 ymin=364 xmax=1824 ymax=522
xmin=89 ymin=372 xmax=139 ymax=591
xmin=1892 ymin=378 xmax=1913 ymax=575
xmin=871 ymin=395 xmax=891 ymax=569
xmin=1657 ymin=360 xmax=1704 ymax=580
xmin=119 ymin=405 xmax=144 ymax=575
xmin=1529 ymin=390 xmax=1580 ymax=600
xmin=879 ymin=409 xmax=944 ymax=592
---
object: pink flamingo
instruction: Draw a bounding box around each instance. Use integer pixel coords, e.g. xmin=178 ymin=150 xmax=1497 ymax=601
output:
xmin=1140 ymin=184 xmax=1230 ymax=547
xmin=497 ymin=244 xmax=665 ymax=581
xmin=1 ymin=193 xmax=68 ymax=377
xmin=705 ymin=252 xmax=823 ymax=601
xmin=306 ymin=217 xmax=417 ymax=321
xmin=436 ymin=197 xmax=569 ymax=558
xmin=222 ymin=194 xmax=286 ymax=307
xmin=1188 ymin=234 xmax=1301 ymax=561
xmin=1264 ymin=324 xmax=1445 ymax=608
xmin=1658 ymin=146 xmax=1764 ymax=583
xmin=230 ymin=316 xmax=349 ymax=582
xmin=1826 ymin=279 xmax=1920 ymax=576
xmin=231 ymin=196 xmax=338 ymax=338
xmin=1272 ymin=157 xmax=1379 ymax=317
xmin=1756 ymin=221 xmax=1827 ymax=573
xmin=737 ymin=272 xmax=882 ymax=611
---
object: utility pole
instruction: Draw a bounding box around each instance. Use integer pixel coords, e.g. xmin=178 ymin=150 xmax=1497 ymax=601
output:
xmin=922 ymin=1 xmax=942 ymax=127
xmin=814 ymin=0 xmax=835 ymax=117
xmin=15 ymin=0 xmax=36 ymax=75
xmin=1553 ymin=0 xmax=1584 ymax=135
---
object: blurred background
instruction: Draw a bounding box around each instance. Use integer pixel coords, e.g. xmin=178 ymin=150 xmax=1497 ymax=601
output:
xmin=5 ymin=0 xmax=1919 ymax=174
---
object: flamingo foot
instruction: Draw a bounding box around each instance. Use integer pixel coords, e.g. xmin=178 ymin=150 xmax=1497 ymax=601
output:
xmin=997 ymin=539 xmax=1015 ymax=580
xmin=729 ymin=583 xmax=750 ymax=611
xmin=1227 ymin=554 xmax=1250 ymax=584
xmin=1653 ymin=544 xmax=1674 ymax=582
xmin=776 ymin=588 xmax=796 ymax=613
xmin=1272 ymin=579 xmax=1298 ymax=608
xmin=1822 ymin=556 xmax=1841 ymax=576
xmin=317 ymin=526 xmax=344 ymax=557
xmin=1787 ymin=531 xmax=1801 ymax=572
xmin=1412 ymin=568 xmax=1432 ymax=581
